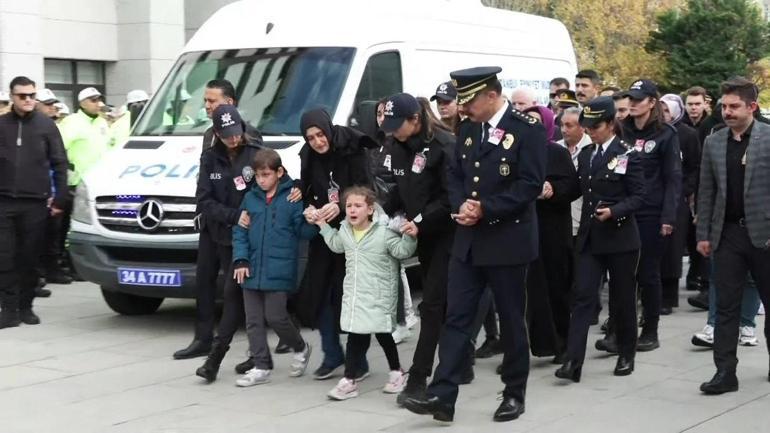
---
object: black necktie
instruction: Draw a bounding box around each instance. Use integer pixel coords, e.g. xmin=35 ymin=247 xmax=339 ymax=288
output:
xmin=591 ymin=145 xmax=603 ymax=169
xmin=482 ymin=122 xmax=491 ymax=143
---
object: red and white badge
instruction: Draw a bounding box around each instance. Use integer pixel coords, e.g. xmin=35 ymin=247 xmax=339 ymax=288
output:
xmin=489 ymin=127 xmax=505 ymax=145
xmin=412 ymin=153 xmax=427 ymax=174
xmin=615 ymin=155 xmax=629 ymax=175
xmin=634 ymin=139 xmax=645 ymax=152
xmin=233 ymin=176 xmax=246 ymax=191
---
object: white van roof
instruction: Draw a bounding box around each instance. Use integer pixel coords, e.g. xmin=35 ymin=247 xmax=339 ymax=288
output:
xmin=186 ymin=0 xmax=574 ymax=62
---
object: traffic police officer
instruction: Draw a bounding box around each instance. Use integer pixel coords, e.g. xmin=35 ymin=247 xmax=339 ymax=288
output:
xmin=403 ymin=67 xmax=547 ymax=423
xmin=554 ymin=97 xmax=646 ymax=382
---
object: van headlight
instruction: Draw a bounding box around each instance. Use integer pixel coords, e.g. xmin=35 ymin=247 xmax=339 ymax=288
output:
xmin=72 ymin=183 xmax=93 ymax=224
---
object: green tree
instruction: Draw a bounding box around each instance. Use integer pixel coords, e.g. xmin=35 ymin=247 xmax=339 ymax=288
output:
xmin=647 ymin=0 xmax=770 ymax=97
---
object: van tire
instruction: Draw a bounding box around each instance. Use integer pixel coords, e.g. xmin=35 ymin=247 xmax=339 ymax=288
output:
xmin=101 ymin=287 xmax=164 ymax=315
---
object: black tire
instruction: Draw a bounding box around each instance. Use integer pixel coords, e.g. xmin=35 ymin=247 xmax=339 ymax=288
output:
xmin=101 ymin=287 xmax=164 ymax=315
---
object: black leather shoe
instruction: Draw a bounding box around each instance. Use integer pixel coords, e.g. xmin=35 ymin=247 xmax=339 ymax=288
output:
xmin=459 ymin=366 xmax=474 ymax=384
xmin=274 ymin=341 xmax=291 ymax=354
xmin=235 ymin=357 xmax=255 ymax=374
xmin=637 ymin=332 xmax=660 ymax=352
xmin=595 ymin=333 xmax=619 ymax=354
xmin=614 ymin=356 xmax=634 ymax=376
xmin=19 ymin=309 xmax=40 ymax=325
xmin=173 ymin=339 xmax=212 ymax=360
xmin=494 ymin=396 xmax=525 ymax=422
xmin=687 ymin=291 xmax=709 ymax=310
xmin=34 ymin=287 xmax=52 ymax=298
xmin=397 ymin=373 xmax=426 ymax=406
xmin=700 ymin=370 xmax=738 ymax=395
xmin=554 ymin=360 xmax=582 ymax=383
xmin=402 ymin=395 xmax=454 ymax=423
xmin=475 ymin=337 xmax=503 ymax=358
xmin=0 ymin=309 xmax=21 ymax=329
xmin=552 ymin=352 xmax=566 ymax=365
xmin=195 ymin=343 xmax=229 ymax=383
xmin=660 ymin=306 xmax=673 ymax=316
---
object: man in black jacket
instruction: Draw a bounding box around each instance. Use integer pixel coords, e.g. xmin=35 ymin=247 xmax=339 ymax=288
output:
xmin=0 ymin=76 xmax=69 ymax=328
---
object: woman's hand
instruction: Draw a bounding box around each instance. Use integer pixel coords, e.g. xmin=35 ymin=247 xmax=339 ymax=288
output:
xmin=238 ymin=210 xmax=250 ymax=228
xmin=287 ymin=187 xmax=302 ymax=203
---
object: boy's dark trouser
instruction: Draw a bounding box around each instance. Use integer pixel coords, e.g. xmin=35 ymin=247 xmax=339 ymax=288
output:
xmin=712 ymin=223 xmax=770 ymax=373
xmin=408 ymin=235 xmax=451 ymax=378
xmin=243 ymin=290 xmax=305 ymax=370
xmin=0 ymin=198 xmax=48 ymax=311
xmin=194 ymin=230 xmax=230 ymax=343
xmin=211 ymin=265 xmax=244 ymax=347
xmin=345 ymin=332 xmax=400 ymax=379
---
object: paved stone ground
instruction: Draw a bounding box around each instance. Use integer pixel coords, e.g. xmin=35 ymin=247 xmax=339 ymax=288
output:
xmin=0 ymin=281 xmax=768 ymax=433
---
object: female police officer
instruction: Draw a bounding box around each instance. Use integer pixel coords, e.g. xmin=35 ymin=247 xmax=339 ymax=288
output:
xmin=555 ymin=97 xmax=646 ymax=382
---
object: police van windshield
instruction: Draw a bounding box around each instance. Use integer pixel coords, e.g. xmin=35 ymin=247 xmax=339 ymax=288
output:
xmin=133 ymin=47 xmax=355 ymax=137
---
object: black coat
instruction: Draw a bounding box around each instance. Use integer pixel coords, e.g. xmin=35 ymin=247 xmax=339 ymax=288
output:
xmin=195 ymin=138 xmax=261 ymax=246
xmin=383 ymin=128 xmax=455 ymax=236
xmin=447 ymin=105 xmax=548 ymax=266
xmin=575 ymin=137 xmax=647 ymax=255
xmin=0 ymin=110 xmax=68 ymax=207
xmin=622 ymin=118 xmax=682 ymax=226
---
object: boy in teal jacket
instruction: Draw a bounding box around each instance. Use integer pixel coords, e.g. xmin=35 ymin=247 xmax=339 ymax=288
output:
xmin=232 ymin=149 xmax=318 ymax=387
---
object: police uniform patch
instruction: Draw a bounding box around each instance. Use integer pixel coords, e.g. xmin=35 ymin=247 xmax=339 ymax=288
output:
xmin=503 ymin=133 xmax=515 ymax=150
xmin=464 ymin=137 xmax=472 ymax=147
xmin=644 ymin=140 xmax=656 ymax=153
xmin=499 ymin=163 xmax=510 ymax=176
xmin=607 ymin=157 xmax=618 ymax=170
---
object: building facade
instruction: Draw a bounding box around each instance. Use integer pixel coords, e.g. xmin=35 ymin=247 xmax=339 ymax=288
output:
xmin=0 ymin=0 xmax=236 ymax=109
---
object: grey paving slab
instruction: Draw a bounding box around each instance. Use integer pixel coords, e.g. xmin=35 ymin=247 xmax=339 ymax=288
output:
xmin=0 ymin=280 xmax=768 ymax=433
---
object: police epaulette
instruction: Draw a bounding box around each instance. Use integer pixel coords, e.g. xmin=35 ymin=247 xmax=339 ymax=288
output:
xmin=511 ymin=108 xmax=538 ymax=126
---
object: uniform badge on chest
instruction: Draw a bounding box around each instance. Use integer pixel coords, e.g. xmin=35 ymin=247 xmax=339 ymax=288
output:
xmin=503 ymin=133 xmax=515 ymax=150
xmin=644 ymin=140 xmax=656 ymax=153
xmin=607 ymin=157 xmax=618 ymax=170
xmin=464 ymin=137 xmax=473 ymax=147
xmin=499 ymin=163 xmax=511 ymax=176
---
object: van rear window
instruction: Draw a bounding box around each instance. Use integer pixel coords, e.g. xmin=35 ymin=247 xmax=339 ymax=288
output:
xmin=133 ymin=47 xmax=355 ymax=137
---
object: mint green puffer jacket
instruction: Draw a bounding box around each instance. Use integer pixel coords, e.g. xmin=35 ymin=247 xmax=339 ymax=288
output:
xmin=319 ymin=216 xmax=417 ymax=334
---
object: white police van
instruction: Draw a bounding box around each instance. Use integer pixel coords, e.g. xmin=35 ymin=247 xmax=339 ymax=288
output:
xmin=69 ymin=0 xmax=577 ymax=314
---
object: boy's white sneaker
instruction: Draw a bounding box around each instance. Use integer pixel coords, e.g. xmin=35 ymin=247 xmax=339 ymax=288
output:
xmin=392 ymin=325 xmax=411 ymax=345
xmin=740 ymin=326 xmax=759 ymax=346
xmin=236 ymin=368 xmax=271 ymax=387
xmin=383 ymin=370 xmax=408 ymax=394
xmin=328 ymin=377 xmax=359 ymax=400
xmin=691 ymin=325 xmax=714 ymax=348
xmin=289 ymin=343 xmax=312 ymax=377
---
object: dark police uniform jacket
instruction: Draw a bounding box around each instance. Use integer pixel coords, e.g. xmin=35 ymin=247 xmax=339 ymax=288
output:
xmin=383 ymin=128 xmax=455 ymax=237
xmin=447 ymin=103 xmax=547 ymax=266
xmin=575 ymin=136 xmax=646 ymax=255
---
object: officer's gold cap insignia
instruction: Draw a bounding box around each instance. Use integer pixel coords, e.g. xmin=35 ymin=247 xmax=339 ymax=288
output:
xmin=503 ymin=133 xmax=514 ymax=150
xmin=451 ymin=79 xmax=458 ymax=87
xmin=499 ymin=163 xmax=511 ymax=176
xmin=582 ymin=106 xmax=605 ymax=119
xmin=607 ymin=157 xmax=618 ymax=170
xmin=464 ymin=137 xmax=472 ymax=147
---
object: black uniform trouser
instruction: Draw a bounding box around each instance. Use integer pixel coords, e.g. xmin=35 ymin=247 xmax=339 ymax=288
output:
xmin=59 ymin=186 xmax=77 ymax=259
xmin=712 ymin=223 xmax=770 ymax=373
xmin=409 ymin=235 xmax=451 ymax=378
xmin=212 ymin=264 xmax=245 ymax=349
xmin=194 ymin=229 xmax=230 ymax=343
xmin=41 ymin=212 xmax=65 ymax=273
xmin=428 ymin=257 xmax=529 ymax=404
xmin=566 ymin=250 xmax=639 ymax=364
xmin=638 ymin=218 xmax=664 ymax=332
xmin=470 ymin=288 xmax=498 ymax=346
xmin=0 ymin=198 xmax=48 ymax=311
xmin=686 ymin=215 xmax=710 ymax=287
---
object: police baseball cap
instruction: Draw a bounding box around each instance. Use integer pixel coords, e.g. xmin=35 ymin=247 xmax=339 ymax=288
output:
xmin=212 ymin=104 xmax=244 ymax=138
xmin=430 ymin=81 xmax=457 ymax=102
xmin=626 ymin=79 xmax=658 ymax=100
xmin=78 ymin=87 xmax=102 ymax=102
xmin=579 ymin=96 xmax=616 ymax=128
xmin=126 ymin=89 xmax=149 ymax=105
xmin=450 ymin=66 xmax=502 ymax=105
xmin=381 ymin=93 xmax=420 ymax=133
xmin=37 ymin=88 xmax=59 ymax=104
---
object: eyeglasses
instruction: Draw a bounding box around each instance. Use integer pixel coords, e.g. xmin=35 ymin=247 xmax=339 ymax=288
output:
xmin=13 ymin=93 xmax=36 ymax=100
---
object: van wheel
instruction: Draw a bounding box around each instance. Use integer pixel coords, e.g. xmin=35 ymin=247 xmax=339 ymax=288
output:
xmin=101 ymin=287 xmax=164 ymax=315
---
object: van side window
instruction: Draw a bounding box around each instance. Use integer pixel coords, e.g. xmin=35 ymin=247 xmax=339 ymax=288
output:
xmin=354 ymin=51 xmax=403 ymax=106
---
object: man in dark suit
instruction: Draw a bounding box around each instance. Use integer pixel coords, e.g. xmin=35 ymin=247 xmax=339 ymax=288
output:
xmin=402 ymin=67 xmax=547 ymax=423
xmin=697 ymin=77 xmax=770 ymax=394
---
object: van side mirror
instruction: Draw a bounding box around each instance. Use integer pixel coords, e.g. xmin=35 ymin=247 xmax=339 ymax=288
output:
xmin=350 ymin=100 xmax=379 ymax=138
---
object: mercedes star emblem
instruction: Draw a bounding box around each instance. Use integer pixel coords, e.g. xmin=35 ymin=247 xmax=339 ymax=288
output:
xmin=137 ymin=199 xmax=164 ymax=230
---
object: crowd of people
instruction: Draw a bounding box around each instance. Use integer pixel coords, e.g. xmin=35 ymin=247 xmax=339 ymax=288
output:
xmin=1 ymin=63 xmax=769 ymax=424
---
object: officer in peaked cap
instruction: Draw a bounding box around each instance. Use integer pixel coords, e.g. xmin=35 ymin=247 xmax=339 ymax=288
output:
xmin=554 ymin=96 xmax=646 ymax=383
xmin=402 ymin=66 xmax=547 ymax=423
